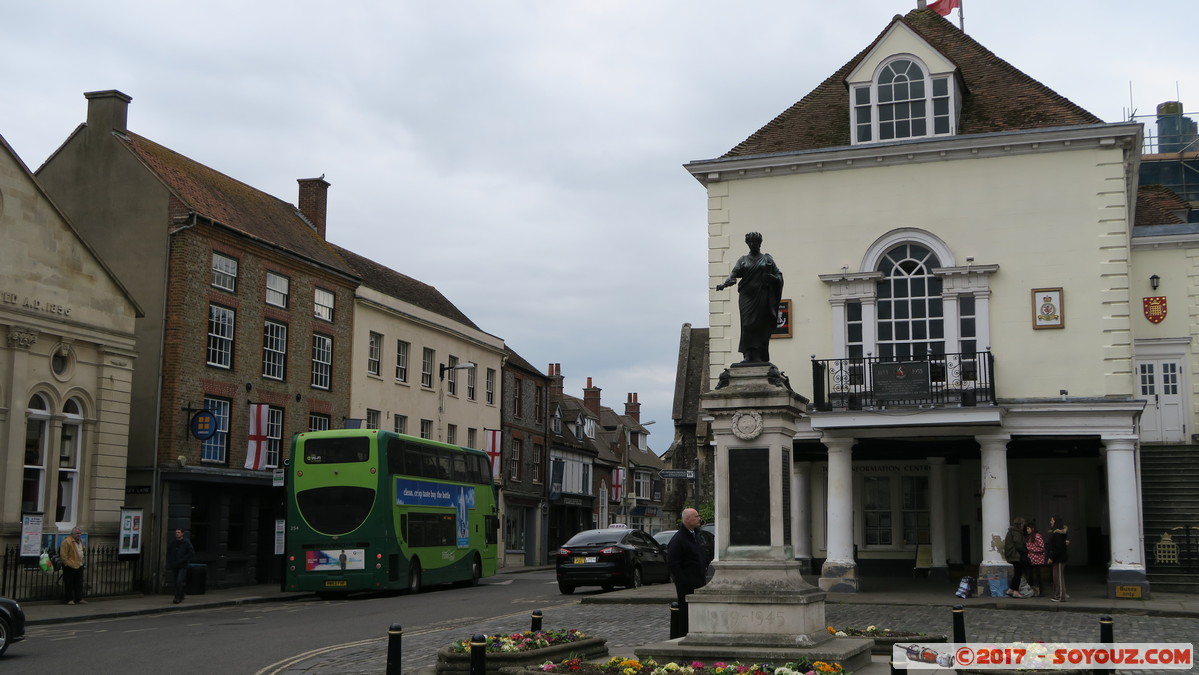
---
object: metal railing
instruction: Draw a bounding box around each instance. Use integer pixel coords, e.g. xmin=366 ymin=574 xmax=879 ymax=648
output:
xmin=810 ymin=351 xmax=996 ymax=411
xmin=2 ymin=545 xmax=145 ymax=602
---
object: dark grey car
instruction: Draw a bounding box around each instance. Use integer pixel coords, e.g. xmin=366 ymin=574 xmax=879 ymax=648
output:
xmin=0 ymin=596 xmax=26 ymax=657
xmin=555 ymin=527 xmax=669 ymax=594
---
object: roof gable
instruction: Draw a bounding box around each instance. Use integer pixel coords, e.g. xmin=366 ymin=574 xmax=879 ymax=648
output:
xmin=724 ymin=9 xmax=1101 ymax=158
xmin=120 ymin=132 xmax=354 ymax=277
xmin=846 ymin=19 xmax=956 ymax=83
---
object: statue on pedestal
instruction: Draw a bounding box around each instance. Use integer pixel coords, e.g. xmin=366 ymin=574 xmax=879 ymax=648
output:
xmin=716 ymin=232 xmax=784 ymax=365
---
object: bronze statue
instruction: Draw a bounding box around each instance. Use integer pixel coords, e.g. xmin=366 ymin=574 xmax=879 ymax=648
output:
xmin=716 ymin=232 xmax=784 ymax=365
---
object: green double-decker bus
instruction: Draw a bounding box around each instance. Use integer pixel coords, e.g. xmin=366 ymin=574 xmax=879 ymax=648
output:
xmin=283 ymin=428 xmax=499 ymax=595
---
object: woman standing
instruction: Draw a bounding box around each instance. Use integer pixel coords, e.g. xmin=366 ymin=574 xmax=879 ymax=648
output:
xmin=1024 ymin=521 xmax=1046 ymax=597
xmin=1003 ymin=516 xmax=1027 ymax=597
xmin=1046 ymin=515 xmax=1069 ymax=602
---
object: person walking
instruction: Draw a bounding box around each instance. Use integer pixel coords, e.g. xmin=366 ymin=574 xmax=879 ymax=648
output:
xmin=1046 ymin=515 xmax=1070 ymax=602
xmin=59 ymin=527 xmax=86 ymax=605
xmin=166 ymin=528 xmax=195 ymax=604
xmin=1003 ymin=516 xmax=1027 ymax=597
xmin=1024 ymin=521 xmax=1046 ymax=597
xmin=666 ymin=508 xmax=711 ymax=636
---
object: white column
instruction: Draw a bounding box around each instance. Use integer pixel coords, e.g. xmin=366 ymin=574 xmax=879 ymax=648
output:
xmin=793 ymin=460 xmax=812 ymax=571
xmin=820 ymin=437 xmax=858 ymax=592
xmin=1104 ymin=438 xmax=1144 ymax=568
xmin=830 ymin=300 xmax=847 ymax=359
xmin=974 ymin=290 xmax=992 ymax=349
xmin=861 ymin=299 xmax=878 ymax=357
xmin=942 ymin=293 xmax=961 ymax=350
xmin=977 ymin=434 xmax=1012 ymax=582
xmin=928 ymin=456 xmax=948 ymax=575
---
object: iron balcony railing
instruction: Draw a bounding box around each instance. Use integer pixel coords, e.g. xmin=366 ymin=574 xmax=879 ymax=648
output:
xmin=811 ymin=351 xmax=996 ymax=411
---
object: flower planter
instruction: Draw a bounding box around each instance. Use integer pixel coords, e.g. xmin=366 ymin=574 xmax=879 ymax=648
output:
xmin=436 ymin=637 xmax=608 ymax=675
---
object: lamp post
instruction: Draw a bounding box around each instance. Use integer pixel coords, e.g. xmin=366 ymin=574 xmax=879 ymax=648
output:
xmin=437 ymin=362 xmax=476 ymax=441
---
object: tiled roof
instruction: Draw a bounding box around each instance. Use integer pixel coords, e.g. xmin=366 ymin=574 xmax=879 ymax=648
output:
xmin=504 ymin=345 xmax=545 ymax=378
xmin=332 ymin=245 xmax=481 ymax=330
xmin=1135 ymin=185 xmax=1189 ymax=227
xmin=120 ymin=132 xmax=355 ymax=276
xmin=724 ymin=9 xmax=1102 ymax=158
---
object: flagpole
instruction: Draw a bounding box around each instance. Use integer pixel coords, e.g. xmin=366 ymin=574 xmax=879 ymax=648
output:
xmin=959 ymin=0 xmax=965 ymax=32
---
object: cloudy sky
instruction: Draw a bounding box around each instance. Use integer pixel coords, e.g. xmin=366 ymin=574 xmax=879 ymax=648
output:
xmin=2 ymin=1 xmax=1191 ymax=451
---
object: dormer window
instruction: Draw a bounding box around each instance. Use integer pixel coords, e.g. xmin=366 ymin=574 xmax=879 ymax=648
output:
xmin=852 ymin=57 xmax=955 ymax=144
xmin=552 ymin=407 xmax=562 ymax=434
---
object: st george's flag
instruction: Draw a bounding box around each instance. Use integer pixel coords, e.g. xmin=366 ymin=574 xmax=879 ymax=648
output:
xmin=928 ymin=0 xmax=960 ymax=16
xmin=245 ymin=403 xmax=269 ymax=470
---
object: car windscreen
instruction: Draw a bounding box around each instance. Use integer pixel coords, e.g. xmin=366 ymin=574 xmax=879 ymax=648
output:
xmin=564 ymin=530 xmax=621 ymax=546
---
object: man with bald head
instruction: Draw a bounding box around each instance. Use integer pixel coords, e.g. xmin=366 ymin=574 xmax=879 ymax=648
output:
xmin=666 ymin=508 xmax=711 ymax=635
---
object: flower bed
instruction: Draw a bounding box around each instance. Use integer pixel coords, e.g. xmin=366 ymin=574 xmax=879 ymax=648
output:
xmin=437 ymin=631 xmax=607 ymax=675
xmin=530 ymin=656 xmax=846 ymax=675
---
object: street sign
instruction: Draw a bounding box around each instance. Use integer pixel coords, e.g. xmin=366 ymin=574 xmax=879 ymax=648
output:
xmin=658 ymin=469 xmax=695 ymax=480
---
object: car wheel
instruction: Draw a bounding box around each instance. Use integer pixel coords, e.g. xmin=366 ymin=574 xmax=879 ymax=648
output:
xmin=408 ymin=559 xmax=422 ymax=594
xmin=630 ymin=566 xmax=643 ymax=589
xmin=0 ymin=616 xmax=10 ymax=658
xmin=558 ymin=581 xmax=575 ymax=595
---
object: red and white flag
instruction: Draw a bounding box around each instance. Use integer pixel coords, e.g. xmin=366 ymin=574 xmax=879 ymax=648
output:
xmin=245 ymin=404 xmax=269 ymax=470
xmin=927 ymin=0 xmax=960 ymax=16
xmin=484 ymin=429 xmax=502 ymax=479
xmin=610 ymin=467 xmax=624 ymax=502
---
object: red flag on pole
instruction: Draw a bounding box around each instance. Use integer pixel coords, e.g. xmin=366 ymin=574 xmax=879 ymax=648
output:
xmin=928 ymin=0 xmax=960 ymax=16
xmin=485 ymin=429 xmax=502 ymax=479
xmin=245 ymin=404 xmax=269 ymax=470
xmin=611 ymin=467 xmax=624 ymax=502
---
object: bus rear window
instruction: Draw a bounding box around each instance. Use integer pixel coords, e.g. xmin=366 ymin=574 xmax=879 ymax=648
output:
xmin=297 ymin=486 xmax=375 ymax=535
xmin=303 ymin=437 xmax=370 ymax=464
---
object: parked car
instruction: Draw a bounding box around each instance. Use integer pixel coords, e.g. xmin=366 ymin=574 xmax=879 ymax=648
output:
xmin=0 ymin=596 xmax=26 ymax=657
xmin=555 ymin=526 xmax=669 ymax=594
xmin=653 ymin=527 xmax=715 ymax=561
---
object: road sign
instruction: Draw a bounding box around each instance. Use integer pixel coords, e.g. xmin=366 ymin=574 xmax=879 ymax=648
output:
xmin=658 ymin=469 xmax=695 ymax=480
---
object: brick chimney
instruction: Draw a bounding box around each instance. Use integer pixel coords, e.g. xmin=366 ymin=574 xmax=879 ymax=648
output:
xmin=583 ymin=377 xmax=602 ymax=416
xmin=548 ymin=363 xmax=564 ymax=398
xmin=84 ymin=90 xmax=131 ymax=135
xmin=624 ymin=392 xmax=641 ymax=424
xmin=297 ymin=176 xmax=330 ymax=239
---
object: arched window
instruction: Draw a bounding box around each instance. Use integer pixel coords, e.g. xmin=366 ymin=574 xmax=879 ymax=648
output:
xmin=23 ymin=394 xmax=51 ymax=513
xmin=852 ymin=57 xmax=955 ymax=144
xmin=876 ymin=244 xmax=944 ymax=358
xmin=57 ymin=398 xmax=84 ymax=524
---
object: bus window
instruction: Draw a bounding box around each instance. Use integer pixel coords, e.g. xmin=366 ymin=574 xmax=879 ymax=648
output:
xmin=434 ymin=451 xmax=451 ymax=479
xmin=452 ymin=454 xmax=467 ymax=482
xmin=304 ymin=437 xmax=370 ymax=464
xmin=472 ymin=455 xmax=488 ymax=484
xmin=387 ymin=438 xmax=405 ymax=474
xmin=485 ymin=515 xmax=499 ymax=545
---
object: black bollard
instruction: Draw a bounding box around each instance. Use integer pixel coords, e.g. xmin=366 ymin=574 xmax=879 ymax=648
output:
xmin=386 ymin=624 xmax=403 ymax=675
xmin=952 ymin=605 xmax=966 ymax=643
xmin=1098 ymin=615 xmax=1114 ymax=644
xmin=470 ymin=634 xmax=488 ymax=675
xmin=670 ymin=601 xmax=681 ymax=639
xmin=531 ymin=609 xmax=543 ymax=632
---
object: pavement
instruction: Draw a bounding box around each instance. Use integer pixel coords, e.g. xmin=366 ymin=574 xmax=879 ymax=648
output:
xmin=17 ymin=567 xmax=1199 ymax=673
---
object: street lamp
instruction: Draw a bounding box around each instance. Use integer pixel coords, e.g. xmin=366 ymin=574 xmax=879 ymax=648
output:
xmin=439 ymin=361 xmax=476 ymax=380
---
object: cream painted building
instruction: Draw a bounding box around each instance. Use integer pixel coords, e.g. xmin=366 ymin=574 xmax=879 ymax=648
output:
xmin=687 ymin=9 xmax=1157 ymax=597
xmin=334 ymin=246 xmax=504 ymax=451
xmin=0 ymin=134 xmax=140 ymax=550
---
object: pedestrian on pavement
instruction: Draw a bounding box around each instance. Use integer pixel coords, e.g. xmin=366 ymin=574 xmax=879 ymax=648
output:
xmin=666 ymin=508 xmax=711 ymax=636
xmin=1024 ymin=521 xmax=1046 ymax=597
xmin=166 ymin=528 xmax=195 ymax=604
xmin=1003 ymin=516 xmax=1027 ymax=597
xmin=60 ymin=527 xmax=87 ymax=605
xmin=1046 ymin=515 xmax=1070 ymax=602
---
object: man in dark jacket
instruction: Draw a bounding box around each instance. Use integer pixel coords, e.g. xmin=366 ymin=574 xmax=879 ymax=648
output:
xmin=666 ymin=508 xmax=711 ymax=636
xmin=166 ymin=529 xmax=195 ymax=604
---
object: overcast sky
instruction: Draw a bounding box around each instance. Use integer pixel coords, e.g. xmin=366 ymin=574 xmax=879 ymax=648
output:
xmin=2 ymin=1 xmax=1192 ymax=453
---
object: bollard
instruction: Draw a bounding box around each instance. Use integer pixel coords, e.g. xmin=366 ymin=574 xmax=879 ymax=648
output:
xmin=1098 ymin=615 xmax=1114 ymax=644
xmin=386 ymin=624 xmax=403 ymax=675
xmin=470 ymin=634 xmax=488 ymax=675
xmin=952 ymin=605 xmax=966 ymax=643
xmin=531 ymin=609 xmax=543 ymax=632
xmin=670 ymin=601 xmax=681 ymax=639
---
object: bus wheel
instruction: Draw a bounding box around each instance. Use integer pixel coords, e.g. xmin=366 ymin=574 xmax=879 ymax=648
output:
xmin=408 ymin=560 xmax=422 ymax=594
xmin=469 ymin=555 xmax=481 ymax=586
xmin=629 ymin=566 xmax=643 ymax=589
xmin=558 ymin=581 xmax=575 ymax=595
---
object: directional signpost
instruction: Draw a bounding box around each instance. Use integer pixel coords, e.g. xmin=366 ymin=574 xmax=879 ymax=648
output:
xmin=659 ymin=469 xmax=695 ymax=480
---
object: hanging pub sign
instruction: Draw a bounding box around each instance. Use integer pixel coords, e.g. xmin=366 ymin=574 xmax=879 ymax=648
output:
xmin=872 ymin=361 xmax=931 ymax=400
xmin=1144 ymin=296 xmax=1167 ymax=324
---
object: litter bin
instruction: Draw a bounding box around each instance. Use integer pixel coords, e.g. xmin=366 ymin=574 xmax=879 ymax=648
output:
xmin=186 ymin=563 xmax=207 ymax=595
